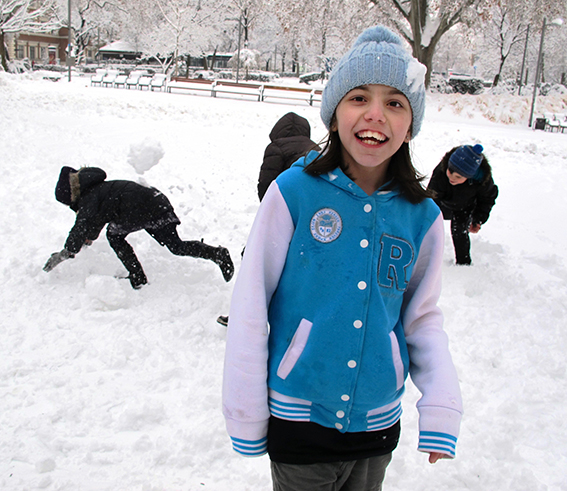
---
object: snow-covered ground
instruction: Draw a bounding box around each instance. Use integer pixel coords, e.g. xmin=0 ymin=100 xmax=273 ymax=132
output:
xmin=1 ymin=71 xmax=566 ymax=490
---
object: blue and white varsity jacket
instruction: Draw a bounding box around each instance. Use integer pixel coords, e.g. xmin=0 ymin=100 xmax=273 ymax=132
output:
xmin=223 ymin=151 xmax=463 ymax=459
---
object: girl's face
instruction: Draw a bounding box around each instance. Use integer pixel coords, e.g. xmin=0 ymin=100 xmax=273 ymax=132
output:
xmin=332 ymin=84 xmax=412 ymax=185
xmin=446 ymin=168 xmax=468 ymax=185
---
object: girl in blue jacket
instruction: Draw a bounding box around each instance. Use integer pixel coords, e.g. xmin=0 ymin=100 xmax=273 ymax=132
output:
xmin=223 ymin=25 xmax=462 ymax=490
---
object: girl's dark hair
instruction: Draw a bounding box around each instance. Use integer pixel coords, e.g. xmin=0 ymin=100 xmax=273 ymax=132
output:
xmin=304 ymin=117 xmax=432 ymax=204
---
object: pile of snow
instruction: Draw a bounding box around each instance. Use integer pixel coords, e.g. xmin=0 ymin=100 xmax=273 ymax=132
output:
xmin=429 ymin=91 xmax=567 ymax=125
xmin=0 ymin=72 xmax=566 ymax=490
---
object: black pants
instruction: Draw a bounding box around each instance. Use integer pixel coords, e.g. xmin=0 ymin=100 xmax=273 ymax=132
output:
xmin=271 ymin=454 xmax=392 ymax=491
xmin=450 ymin=209 xmax=473 ymax=265
xmin=106 ymin=223 xmax=218 ymax=280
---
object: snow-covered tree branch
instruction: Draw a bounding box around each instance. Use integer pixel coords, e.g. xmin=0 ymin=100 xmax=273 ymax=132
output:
xmin=1 ymin=0 xmax=61 ymax=70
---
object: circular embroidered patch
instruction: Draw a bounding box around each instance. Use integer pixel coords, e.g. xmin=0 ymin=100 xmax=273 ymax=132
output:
xmin=310 ymin=208 xmax=342 ymax=243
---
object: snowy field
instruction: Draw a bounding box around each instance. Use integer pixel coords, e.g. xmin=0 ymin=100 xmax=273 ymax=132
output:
xmin=1 ymin=71 xmax=566 ymax=490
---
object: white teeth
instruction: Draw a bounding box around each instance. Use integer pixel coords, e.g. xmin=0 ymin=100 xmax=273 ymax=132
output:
xmin=357 ymin=130 xmax=386 ymax=142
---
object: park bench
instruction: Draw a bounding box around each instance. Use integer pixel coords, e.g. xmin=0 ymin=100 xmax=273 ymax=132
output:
xmin=164 ymin=77 xmax=323 ymax=107
xmin=90 ymin=69 xmax=106 ymax=86
xmin=150 ymin=74 xmax=168 ymax=91
xmin=125 ymin=71 xmax=148 ymax=89
xmin=101 ymin=70 xmax=119 ymax=88
xmin=167 ymin=77 xmax=215 ymax=95
xmin=113 ymin=74 xmax=128 ymax=88
xmin=137 ymin=75 xmax=153 ymax=90
xmin=261 ymin=85 xmax=322 ymax=106
xmin=212 ymin=80 xmax=264 ymax=101
xmin=543 ymin=112 xmax=567 ymax=132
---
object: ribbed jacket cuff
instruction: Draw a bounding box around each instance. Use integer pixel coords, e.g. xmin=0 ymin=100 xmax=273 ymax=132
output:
xmin=417 ymin=406 xmax=462 ymax=458
xmin=230 ymin=436 xmax=268 ymax=457
xmin=225 ymin=418 xmax=269 ymax=457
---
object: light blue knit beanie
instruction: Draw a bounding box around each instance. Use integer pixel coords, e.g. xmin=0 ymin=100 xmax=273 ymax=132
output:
xmin=320 ymin=25 xmax=427 ymax=139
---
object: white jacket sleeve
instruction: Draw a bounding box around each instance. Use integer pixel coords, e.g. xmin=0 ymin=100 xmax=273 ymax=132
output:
xmin=222 ymin=182 xmax=294 ymax=457
xmin=402 ymin=214 xmax=463 ymax=458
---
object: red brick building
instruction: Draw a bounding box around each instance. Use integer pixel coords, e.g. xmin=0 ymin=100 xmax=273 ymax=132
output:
xmin=7 ymin=27 xmax=97 ymax=65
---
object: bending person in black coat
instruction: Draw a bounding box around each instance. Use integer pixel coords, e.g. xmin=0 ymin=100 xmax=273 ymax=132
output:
xmin=257 ymin=112 xmax=320 ymax=201
xmin=217 ymin=113 xmax=320 ymax=327
xmin=427 ymin=144 xmax=498 ymax=265
xmin=44 ymin=166 xmax=234 ymax=289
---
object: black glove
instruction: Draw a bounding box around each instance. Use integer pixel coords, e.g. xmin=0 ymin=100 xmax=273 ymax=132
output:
xmin=43 ymin=249 xmax=75 ymax=272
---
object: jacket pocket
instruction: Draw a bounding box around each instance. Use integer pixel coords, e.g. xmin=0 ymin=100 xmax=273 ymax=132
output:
xmin=276 ymin=319 xmax=313 ymax=380
xmin=389 ymin=331 xmax=405 ymax=390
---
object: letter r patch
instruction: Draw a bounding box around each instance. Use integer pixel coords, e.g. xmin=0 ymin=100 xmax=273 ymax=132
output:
xmin=378 ymin=234 xmax=414 ymax=291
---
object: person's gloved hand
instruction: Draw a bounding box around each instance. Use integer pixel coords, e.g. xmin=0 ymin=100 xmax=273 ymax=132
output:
xmin=43 ymin=249 xmax=75 ymax=272
xmin=469 ymin=223 xmax=481 ymax=234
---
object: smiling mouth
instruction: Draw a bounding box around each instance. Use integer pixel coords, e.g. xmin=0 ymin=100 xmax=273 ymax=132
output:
xmin=356 ymin=130 xmax=388 ymax=145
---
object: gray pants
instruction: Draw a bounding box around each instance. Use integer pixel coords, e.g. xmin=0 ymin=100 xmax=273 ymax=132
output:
xmin=271 ymin=453 xmax=392 ymax=491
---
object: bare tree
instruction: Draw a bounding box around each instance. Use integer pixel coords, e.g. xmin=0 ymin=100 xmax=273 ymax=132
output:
xmin=67 ymin=0 xmax=125 ymax=64
xmin=1 ymin=0 xmax=60 ymax=71
xmin=483 ymin=2 xmax=528 ymax=86
xmin=116 ymin=0 xmax=228 ymax=75
xmin=367 ymin=0 xmax=486 ymax=87
xmin=267 ymin=0 xmax=366 ymax=75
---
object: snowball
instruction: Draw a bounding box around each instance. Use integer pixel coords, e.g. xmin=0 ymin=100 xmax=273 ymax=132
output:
xmin=127 ymin=138 xmax=165 ymax=175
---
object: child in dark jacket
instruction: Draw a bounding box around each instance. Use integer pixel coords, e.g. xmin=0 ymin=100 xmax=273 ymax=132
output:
xmin=257 ymin=112 xmax=320 ymax=201
xmin=43 ymin=166 xmax=234 ymax=289
xmin=427 ymin=144 xmax=498 ymax=265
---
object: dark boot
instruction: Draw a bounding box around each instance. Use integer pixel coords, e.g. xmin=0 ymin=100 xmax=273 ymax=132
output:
xmin=128 ymin=271 xmax=148 ymax=289
xmin=214 ymin=247 xmax=234 ymax=282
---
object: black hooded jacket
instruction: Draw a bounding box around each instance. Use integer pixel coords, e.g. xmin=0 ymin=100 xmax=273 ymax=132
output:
xmin=427 ymin=149 xmax=498 ymax=225
xmin=64 ymin=167 xmax=179 ymax=254
xmin=257 ymin=112 xmax=320 ymax=201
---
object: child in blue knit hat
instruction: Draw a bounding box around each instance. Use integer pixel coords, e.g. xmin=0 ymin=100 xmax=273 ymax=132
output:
xmin=428 ymin=144 xmax=499 ymax=265
xmin=223 ymin=25 xmax=462 ymax=490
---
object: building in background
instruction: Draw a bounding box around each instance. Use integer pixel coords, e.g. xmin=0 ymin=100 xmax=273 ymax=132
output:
xmin=7 ymin=27 xmax=70 ymax=65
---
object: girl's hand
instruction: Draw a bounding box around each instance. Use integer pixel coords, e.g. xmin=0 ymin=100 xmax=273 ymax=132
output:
xmin=469 ymin=223 xmax=481 ymax=233
xmin=428 ymin=452 xmax=449 ymax=464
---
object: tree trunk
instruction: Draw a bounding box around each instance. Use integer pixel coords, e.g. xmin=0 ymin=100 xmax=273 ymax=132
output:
xmin=413 ymin=44 xmax=435 ymax=88
xmin=493 ymin=57 xmax=507 ymax=87
xmin=1 ymin=31 xmax=8 ymax=72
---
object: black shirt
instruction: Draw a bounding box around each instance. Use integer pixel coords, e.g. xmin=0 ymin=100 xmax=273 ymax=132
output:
xmin=267 ymin=416 xmax=400 ymax=464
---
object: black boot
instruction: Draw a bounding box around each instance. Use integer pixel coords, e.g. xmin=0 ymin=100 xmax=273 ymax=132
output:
xmin=214 ymin=247 xmax=234 ymax=282
xmin=128 ymin=270 xmax=148 ymax=289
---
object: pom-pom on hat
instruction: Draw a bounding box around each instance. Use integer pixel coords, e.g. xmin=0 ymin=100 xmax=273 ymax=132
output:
xmin=448 ymin=144 xmax=484 ymax=179
xmin=55 ymin=166 xmax=78 ymax=205
xmin=320 ymin=25 xmax=427 ymax=138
